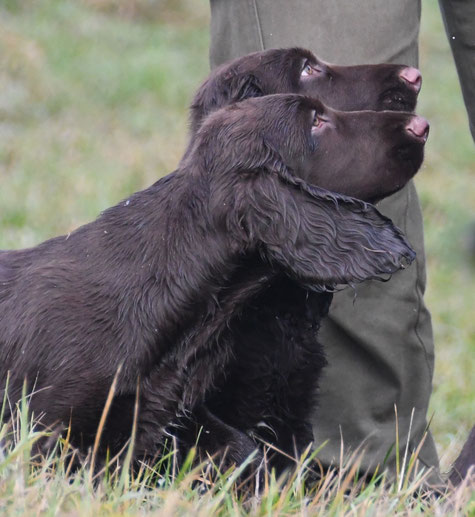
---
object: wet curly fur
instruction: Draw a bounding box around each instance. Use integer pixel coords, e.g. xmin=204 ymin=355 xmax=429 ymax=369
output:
xmin=0 ymin=94 xmax=422 ymax=470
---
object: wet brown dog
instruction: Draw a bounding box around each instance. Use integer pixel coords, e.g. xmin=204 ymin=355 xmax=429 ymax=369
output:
xmin=0 ymin=95 xmax=426 ymax=464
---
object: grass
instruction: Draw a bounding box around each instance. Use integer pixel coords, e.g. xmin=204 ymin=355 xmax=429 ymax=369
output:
xmin=1 ymin=398 xmax=473 ymax=516
xmin=0 ymin=0 xmax=474 ymax=514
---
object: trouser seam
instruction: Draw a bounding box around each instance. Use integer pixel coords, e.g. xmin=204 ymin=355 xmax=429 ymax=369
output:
xmin=251 ymin=0 xmax=265 ymax=50
xmin=414 ymin=279 xmax=434 ymax=379
xmin=404 ymin=185 xmax=433 ymax=379
xmin=407 ymin=8 xmax=432 ymax=380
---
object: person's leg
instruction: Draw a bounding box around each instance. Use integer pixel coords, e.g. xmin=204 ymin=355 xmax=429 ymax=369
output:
xmin=209 ymin=0 xmax=439 ymax=477
xmin=210 ymin=0 xmax=420 ymax=67
xmin=438 ymin=0 xmax=475 ymax=141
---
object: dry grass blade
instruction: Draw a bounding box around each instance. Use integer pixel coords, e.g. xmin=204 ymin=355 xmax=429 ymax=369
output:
xmin=89 ymin=364 xmax=122 ymax=481
xmin=117 ymin=378 xmax=140 ymax=493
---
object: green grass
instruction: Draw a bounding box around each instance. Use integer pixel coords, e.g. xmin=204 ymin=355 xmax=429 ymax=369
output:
xmin=1 ymin=398 xmax=473 ymax=516
xmin=0 ymin=0 xmax=209 ymax=246
xmin=0 ymin=0 xmax=474 ymax=514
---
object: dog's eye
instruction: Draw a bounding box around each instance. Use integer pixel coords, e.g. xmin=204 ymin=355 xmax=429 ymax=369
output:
xmin=301 ymin=61 xmax=322 ymax=77
xmin=312 ymin=112 xmax=326 ymax=129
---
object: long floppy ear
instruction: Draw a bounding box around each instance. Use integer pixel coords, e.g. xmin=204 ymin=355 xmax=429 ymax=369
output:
xmin=238 ymin=165 xmax=415 ymax=291
xmin=189 ymin=73 xmax=263 ymax=135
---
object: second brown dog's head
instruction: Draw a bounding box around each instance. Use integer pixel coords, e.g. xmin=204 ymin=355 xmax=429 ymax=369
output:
xmin=190 ymin=47 xmax=422 ymax=135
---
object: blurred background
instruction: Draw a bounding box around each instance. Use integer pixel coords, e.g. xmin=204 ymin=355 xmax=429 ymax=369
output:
xmin=0 ymin=0 xmax=473 ymax=469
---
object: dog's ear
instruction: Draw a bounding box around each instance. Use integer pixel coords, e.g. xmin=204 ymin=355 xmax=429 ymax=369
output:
xmin=227 ymin=73 xmax=263 ymax=103
xmin=190 ymin=73 xmax=263 ymax=135
xmin=238 ymin=166 xmax=415 ymax=290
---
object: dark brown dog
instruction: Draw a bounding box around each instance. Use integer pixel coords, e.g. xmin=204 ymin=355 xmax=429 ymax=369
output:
xmin=181 ymin=48 xmax=426 ymax=472
xmin=0 ymin=95 xmax=425 ymax=463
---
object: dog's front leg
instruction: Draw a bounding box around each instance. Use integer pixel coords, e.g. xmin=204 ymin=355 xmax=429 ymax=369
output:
xmin=132 ymin=357 xmax=188 ymax=459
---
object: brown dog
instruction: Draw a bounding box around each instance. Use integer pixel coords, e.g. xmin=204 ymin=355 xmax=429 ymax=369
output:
xmin=0 ymin=95 xmax=426 ymax=463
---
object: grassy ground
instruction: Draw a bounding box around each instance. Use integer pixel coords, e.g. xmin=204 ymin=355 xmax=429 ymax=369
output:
xmin=0 ymin=0 xmax=474 ymax=514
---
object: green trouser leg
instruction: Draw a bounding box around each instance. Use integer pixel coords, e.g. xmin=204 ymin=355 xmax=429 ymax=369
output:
xmin=209 ymin=0 xmax=440 ymax=478
xmin=438 ymin=0 xmax=475 ymax=142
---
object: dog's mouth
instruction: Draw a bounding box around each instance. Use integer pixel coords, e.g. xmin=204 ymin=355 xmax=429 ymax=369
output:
xmin=379 ymin=88 xmax=418 ymax=112
xmin=395 ymin=139 xmax=425 ymax=173
xmin=368 ymin=145 xmax=425 ymax=205
xmin=390 ymin=116 xmax=428 ymax=179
